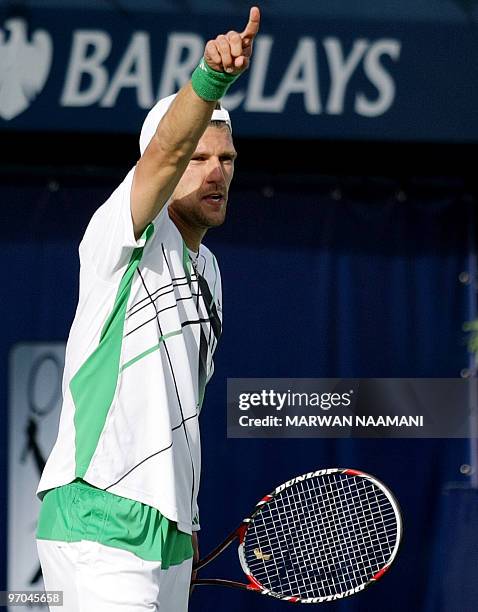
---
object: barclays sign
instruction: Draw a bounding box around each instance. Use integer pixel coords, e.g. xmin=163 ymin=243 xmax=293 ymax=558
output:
xmin=0 ymin=8 xmax=476 ymax=142
xmin=58 ymin=31 xmax=400 ymax=119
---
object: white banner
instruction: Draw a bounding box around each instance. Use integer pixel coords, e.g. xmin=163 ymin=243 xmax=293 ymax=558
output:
xmin=8 ymin=344 xmax=65 ymax=611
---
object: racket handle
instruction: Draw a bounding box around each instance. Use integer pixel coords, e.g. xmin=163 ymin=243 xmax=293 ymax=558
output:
xmin=193 ymin=527 xmax=239 ymax=571
xmin=191 ymin=578 xmax=252 ymax=591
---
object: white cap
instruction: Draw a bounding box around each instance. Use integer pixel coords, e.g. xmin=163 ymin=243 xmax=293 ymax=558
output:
xmin=139 ymin=94 xmax=232 ymax=156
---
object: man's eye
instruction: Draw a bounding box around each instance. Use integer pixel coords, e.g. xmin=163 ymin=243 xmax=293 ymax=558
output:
xmin=192 ymin=156 xmax=206 ymax=162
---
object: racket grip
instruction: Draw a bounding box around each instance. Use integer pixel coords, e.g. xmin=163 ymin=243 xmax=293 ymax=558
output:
xmin=191 ymin=578 xmax=252 ymax=591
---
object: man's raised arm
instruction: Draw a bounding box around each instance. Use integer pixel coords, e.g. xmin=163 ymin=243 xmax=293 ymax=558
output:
xmin=131 ymin=6 xmax=261 ymax=239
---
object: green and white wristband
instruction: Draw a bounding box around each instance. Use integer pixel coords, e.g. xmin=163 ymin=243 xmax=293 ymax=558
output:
xmin=191 ymin=58 xmax=241 ymax=101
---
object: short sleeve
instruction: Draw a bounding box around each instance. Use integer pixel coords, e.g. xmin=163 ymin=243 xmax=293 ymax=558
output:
xmin=79 ymin=166 xmax=148 ymax=282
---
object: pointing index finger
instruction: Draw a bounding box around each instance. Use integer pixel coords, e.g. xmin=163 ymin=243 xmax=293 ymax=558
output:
xmin=241 ymin=6 xmax=261 ymax=44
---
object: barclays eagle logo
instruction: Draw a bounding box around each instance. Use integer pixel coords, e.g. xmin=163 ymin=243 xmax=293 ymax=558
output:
xmin=0 ymin=18 xmax=52 ymax=120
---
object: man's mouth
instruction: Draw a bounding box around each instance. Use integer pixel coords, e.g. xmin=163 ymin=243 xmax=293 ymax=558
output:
xmin=202 ymin=192 xmax=226 ymax=205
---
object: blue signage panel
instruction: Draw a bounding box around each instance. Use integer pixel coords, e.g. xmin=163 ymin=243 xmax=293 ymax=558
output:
xmin=0 ymin=8 xmax=476 ymax=142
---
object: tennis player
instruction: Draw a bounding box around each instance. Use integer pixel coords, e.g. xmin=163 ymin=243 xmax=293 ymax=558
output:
xmin=35 ymin=7 xmax=260 ymax=611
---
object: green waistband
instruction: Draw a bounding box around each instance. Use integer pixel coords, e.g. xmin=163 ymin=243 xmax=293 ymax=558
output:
xmin=36 ymin=479 xmax=193 ymax=569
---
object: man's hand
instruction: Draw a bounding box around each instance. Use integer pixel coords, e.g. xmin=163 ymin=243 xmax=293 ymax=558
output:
xmin=204 ymin=6 xmax=261 ymax=75
xmin=190 ymin=531 xmax=200 ymax=596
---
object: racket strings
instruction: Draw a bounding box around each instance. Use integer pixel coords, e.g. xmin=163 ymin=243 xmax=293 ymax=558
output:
xmin=243 ymin=473 xmax=398 ymax=600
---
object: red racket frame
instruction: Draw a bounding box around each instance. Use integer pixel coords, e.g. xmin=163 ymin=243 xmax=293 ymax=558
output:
xmin=192 ymin=468 xmax=402 ymax=603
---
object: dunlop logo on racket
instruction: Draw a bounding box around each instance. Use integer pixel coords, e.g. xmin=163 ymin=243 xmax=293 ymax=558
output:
xmin=192 ymin=468 xmax=402 ymax=603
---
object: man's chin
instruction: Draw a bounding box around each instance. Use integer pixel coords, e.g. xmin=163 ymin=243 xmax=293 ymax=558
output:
xmin=199 ymin=210 xmax=227 ymax=228
xmin=203 ymin=216 xmax=226 ymax=228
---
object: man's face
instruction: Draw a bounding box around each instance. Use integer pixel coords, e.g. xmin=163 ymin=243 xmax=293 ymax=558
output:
xmin=169 ymin=125 xmax=236 ymax=230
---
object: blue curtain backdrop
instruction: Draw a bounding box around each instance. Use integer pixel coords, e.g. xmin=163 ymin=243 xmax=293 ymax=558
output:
xmin=0 ymin=172 xmax=474 ymax=611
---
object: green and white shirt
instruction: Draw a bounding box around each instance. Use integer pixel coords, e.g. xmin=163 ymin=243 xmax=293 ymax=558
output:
xmin=37 ymin=167 xmax=223 ymax=534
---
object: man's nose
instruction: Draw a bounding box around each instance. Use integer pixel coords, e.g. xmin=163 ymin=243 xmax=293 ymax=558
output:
xmin=205 ymin=157 xmax=224 ymax=182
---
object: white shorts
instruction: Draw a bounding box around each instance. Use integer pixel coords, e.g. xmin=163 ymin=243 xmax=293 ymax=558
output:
xmin=36 ymin=539 xmax=193 ymax=612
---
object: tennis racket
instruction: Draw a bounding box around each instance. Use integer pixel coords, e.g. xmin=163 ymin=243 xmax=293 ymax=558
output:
xmin=192 ymin=468 xmax=402 ymax=603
